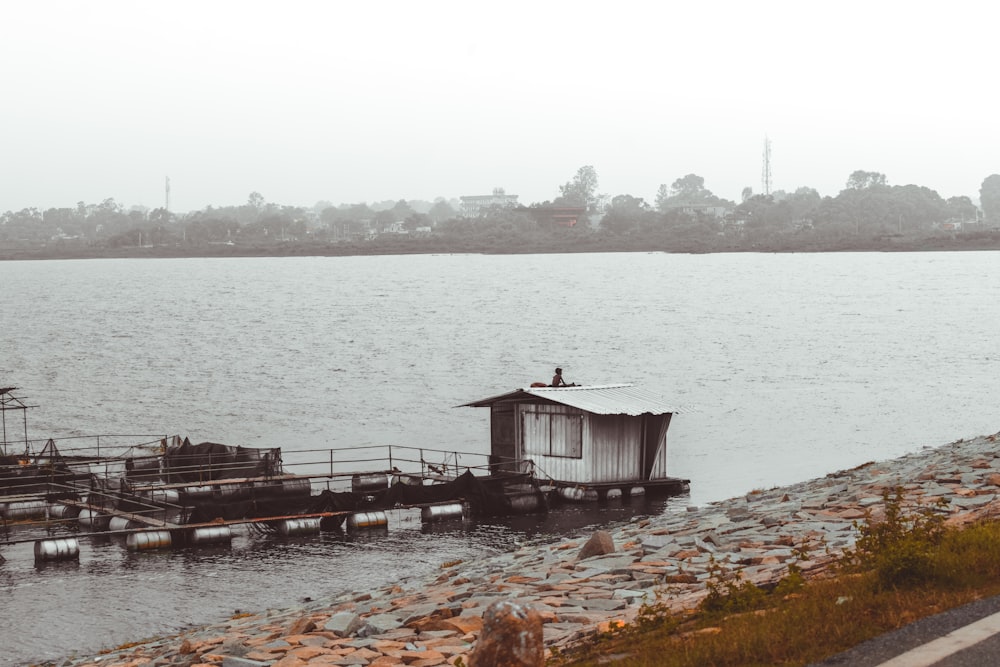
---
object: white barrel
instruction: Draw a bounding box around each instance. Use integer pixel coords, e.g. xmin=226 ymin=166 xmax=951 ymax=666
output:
xmin=189 ymin=525 xmax=232 ymax=545
xmin=558 ymin=487 xmax=586 ymax=502
xmin=78 ymin=509 xmax=110 ymax=531
xmin=630 ymin=486 xmax=646 ymax=497
xmin=352 ymin=473 xmax=388 ymax=493
xmin=109 ymin=516 xmax=137 ymax=532
xmin=2 ymin=500 xmax=47 ymax=520
xmin=280 ymin=477 xmax=313 ymax=497
xmin=126 ymin=530 xmax=172 ymax=551
xmin=182 ymin=485 xmax=215 ymax=500
xmin=217 ymin=483 xmax=250 ymax=500
xmin=393 ymin=473 xmax=423 ymax=486
xmin=346 ymin=511 xmax=388 ymax=530
xmin=143 ymin=488 xmax=181 ymax=505
xmin=420 ymin=503 xmax=465 ymax=523
xmin=34 ymin=537 xmax=80 ymax=562
xmin=49 ymin=503 xmax=82 ymax=519
xmin=277 ymin=517 xmax=321 ymax=536
xmin=508 ymin=492 xmax=543 ymax=514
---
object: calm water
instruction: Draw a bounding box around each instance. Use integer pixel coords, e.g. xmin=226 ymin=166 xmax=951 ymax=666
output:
xmin=1 ymin=252 xmax=999 ymax=665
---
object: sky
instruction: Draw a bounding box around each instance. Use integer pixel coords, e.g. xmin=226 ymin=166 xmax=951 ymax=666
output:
xmin=2 ymin=1 xmax=996 ymax=214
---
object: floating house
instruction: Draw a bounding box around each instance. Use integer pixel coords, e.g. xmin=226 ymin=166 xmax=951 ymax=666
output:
xmin=461 ymin=384 xmax=691 ymax=499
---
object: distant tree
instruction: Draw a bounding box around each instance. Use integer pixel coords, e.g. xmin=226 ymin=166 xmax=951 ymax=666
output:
xmin=652 ymin=184 xmax=670 ymax=213
xmin=372 ymin=210 xmax=396 ymax=233
xmin=890 ymin=184 xmax=949 ymax=231
xmin=390 ymin=199 xmax=415 ymax=222
xmin=148 ymin=207 xmax=173 ymax=225
xmin=741 ymin=186 xmax=753 ymax=202
xmin=980 ymin=175 xmax=1000 ymax=224
xmin=669 ymin=174 xmax=710 ymax=201
xmin=654 ymin=174 xmax=723 ymax=214
xmin=313 ymin=200 xmax=334 ymax=215
xmin=427 ymin=199 xmax=456 ymax=223
xmin=846 ymin=170 xmax=887 ymax=190
xmin=734 ymin=194 xmax=779 ymax=230
xmin=344 ymin=203 xmax=374 ymax=221
xmin=42 ymin=207 xmax=84 ymax=237
xmin=600 ymin=194 xmax=654 ymax=234
xmin=945 ymin=196 xmax=978 ymax=224
xmin=784 ymin=187 xmax=822 ymax=222
xmin=557 ymin=165 xmax=600 ymax=212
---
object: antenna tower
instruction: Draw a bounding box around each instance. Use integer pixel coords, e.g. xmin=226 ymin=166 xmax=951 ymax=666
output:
xmin=165 ymin=176 xmax=171 ymax=213
xmin=761 ymin=135 xmax=772 ymax=196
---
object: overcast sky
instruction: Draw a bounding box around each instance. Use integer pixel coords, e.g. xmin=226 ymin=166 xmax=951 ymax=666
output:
xmin=2 ymin=1 xmax=995 ymax=213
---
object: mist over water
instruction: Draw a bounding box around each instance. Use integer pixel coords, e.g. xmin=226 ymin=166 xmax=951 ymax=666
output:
xmin=1 ymin=252 xmax=999 ymax=664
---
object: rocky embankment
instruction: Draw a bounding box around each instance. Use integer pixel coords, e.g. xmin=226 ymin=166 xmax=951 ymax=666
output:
xmin=45 ymin=432 xmax=1000 ymax=667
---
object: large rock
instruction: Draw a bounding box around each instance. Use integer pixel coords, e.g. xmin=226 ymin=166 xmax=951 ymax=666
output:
xmin=324 ymin=611 xmax=364 ymax=637
xmin=578 ymin=530 xmax=615 ymax=560
xmin=468 ymin=600 xmax=544 ymax=667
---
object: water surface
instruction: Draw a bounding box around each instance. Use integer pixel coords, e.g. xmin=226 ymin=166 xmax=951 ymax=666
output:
xmin=1 ymin=251 xmax=998 ymax=665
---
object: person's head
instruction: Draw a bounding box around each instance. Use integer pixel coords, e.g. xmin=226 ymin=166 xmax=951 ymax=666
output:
xmin=555 ymin=367 xmax=562 ymax=374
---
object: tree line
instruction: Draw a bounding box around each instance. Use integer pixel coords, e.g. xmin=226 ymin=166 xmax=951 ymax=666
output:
xmin=2 ymin=169 xmax=999 ymax=257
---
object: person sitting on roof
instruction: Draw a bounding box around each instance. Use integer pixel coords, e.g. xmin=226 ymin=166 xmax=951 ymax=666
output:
xmin=551 ymin=367 xmax=576 ymax=387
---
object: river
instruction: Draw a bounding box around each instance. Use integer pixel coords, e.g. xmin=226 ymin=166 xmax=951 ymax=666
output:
xmin=1 ymin=251 xmax=998 ymax=665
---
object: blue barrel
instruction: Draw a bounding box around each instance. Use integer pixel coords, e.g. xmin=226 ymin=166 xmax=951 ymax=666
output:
xmin=126 ymin=530 xmax=172 ymax=551
xmin=347 ymin=511 xmax=388 ymax=530
xmin=277 ymin=517 xmax=321 ymax=536
xmin=420 ymin=503 xmax=465 ymax=523
xmin=34 ymin=537 xmax=80 ymax=562
xmin=189 ymin=525 xmax=232 ymax=545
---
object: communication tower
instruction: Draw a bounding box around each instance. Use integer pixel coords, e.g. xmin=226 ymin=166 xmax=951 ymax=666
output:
xmin=761 ymin=135 xmax=772 ymax=196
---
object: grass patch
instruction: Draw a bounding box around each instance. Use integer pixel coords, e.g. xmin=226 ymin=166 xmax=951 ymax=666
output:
xmin=553 ymin=490 xmax=1000 ymax=666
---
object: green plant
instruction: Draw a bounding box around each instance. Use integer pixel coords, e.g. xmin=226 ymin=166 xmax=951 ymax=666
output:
xmin=631 ymin=587 xmax=683 ymax=634
xmin=699 ymin=557 xmax=766 ymax=615
xmin=842 ymin=487 xmax=946 ymax=588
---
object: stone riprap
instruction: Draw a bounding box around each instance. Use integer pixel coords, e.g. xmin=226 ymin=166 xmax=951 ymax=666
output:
xmin=44 ymin=433 xmax=1000 ymax=667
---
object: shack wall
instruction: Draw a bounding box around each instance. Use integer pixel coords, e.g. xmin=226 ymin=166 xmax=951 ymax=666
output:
xmin=588 ymin=414 xmax=642 ymax=483
xmin=517 ymin=404 xmax=645 ymax=484
xmin=518 ymin=404 xmax=588 ymax=483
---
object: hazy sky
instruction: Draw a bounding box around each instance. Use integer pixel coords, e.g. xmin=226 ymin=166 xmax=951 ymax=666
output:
xmin=2 ymin=1 xmax=995 ymax=213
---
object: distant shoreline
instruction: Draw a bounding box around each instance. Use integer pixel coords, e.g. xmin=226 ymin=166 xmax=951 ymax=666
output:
xmin=3 ymin=236 xmax=1000 ymax=262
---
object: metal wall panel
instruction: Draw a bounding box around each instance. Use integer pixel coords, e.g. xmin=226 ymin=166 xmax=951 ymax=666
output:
xmin=589 ymin=415 xmax=641 ymax=483
xmin=518 ymin=405 xmax=587 ymax=483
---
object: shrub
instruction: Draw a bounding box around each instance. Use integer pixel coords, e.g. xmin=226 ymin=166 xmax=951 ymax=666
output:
xmin=842 ymin=487 xmax=946 ymax=588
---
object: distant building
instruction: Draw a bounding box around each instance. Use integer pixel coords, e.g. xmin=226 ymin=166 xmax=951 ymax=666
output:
xmin=519 ymin=205 xmax=586 ymax=227
xmin=666 ymin=204 xmax=730 ymax=219
xmin=459 ymin=188 xmax=519 ymax=217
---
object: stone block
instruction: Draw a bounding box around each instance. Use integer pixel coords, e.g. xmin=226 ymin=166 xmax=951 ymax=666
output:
xmin=467 ymin=600 xmax=543 ymax=667
xmin=578 ymin=530 xmax=615 ymax=560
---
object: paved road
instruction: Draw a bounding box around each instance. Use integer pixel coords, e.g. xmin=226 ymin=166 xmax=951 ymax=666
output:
xmin=814 ymin=595 xmax=1000 ymax=666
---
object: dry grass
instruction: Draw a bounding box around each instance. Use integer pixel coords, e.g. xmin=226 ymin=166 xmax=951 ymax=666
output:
xmin=553 ymin=496 xmax=1000 ymax=667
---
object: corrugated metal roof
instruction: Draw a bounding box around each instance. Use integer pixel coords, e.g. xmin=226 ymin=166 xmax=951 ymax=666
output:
xmin=459 ymin=383 xmax=694 ymax=415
